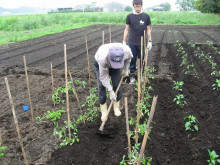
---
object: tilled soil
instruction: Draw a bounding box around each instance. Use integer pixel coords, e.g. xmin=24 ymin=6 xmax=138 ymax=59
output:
xmin=0 ymin=25 xmax=219 ymax=165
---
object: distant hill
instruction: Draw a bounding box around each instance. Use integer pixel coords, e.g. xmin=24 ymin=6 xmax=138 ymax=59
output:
xmin=0 ymin=6 xmax=52 ymax=15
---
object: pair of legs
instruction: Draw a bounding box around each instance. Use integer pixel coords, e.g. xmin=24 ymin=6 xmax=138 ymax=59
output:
xmin=94 ymin=61 xmax=122 ymax=105
xmin=129 ymin=44 xmax=145 ymax=77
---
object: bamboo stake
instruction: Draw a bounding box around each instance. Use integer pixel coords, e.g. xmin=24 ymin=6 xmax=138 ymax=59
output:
xmin=135 ymin=59 xmax=141 ymax=144
xmin=102 ymin=31 xmax=104 ymax=45
xmin=51 ymin=62 xmax=55 ymax=107
xmin=85 ymin=34 xmax=93 ymax=104
xmin=140 ymin=36 xmax=143 ymax=76
xmin=68 ymin=68 xmax=82 ymax=113
xmin=137 ymin=95 xmax=158 ymax=165
xmin=23 ymin=56 xmax=34 ymax=121
xmin=124 ymin=97 xmax=131 ymax=162
xmin=64 ymin=44 xmax=71 ymax=140
xmin=109 ymin=24 xmax=111 ymax=43
xmin=0 ymin=133 xmax=2 ymax=143
xmin=5 ymin=77 xmax=29 ymax=165
xmin=99 ymin=76 xmax=124 ymax=131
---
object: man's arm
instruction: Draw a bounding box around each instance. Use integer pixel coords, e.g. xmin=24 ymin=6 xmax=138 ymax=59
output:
xmin=146 ymin=25 xmax=152 ymax=41
xmin=123 ymin=24 xmax=130 ymax=43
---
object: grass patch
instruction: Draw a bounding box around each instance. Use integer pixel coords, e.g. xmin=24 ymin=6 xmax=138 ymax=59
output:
xmin=0 ymin=11 xmax=220 ymax=44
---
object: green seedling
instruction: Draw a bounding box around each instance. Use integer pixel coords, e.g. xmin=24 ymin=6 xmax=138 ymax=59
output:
xmin=184 ymin=115 xmax=198 ymax=131
xmin=0 ymin=142 xmax=7 ymax=158
xmin=207 ymin=150 xmax=220 ymax=165
xmin=52 ymin=86 xmax=66 ymax=105
xmin=173 ymin=81 xmax=184 ymax=91
xmin=173 ymin=94 xmax=187 ymax=109
xmin=53 ymin=118 xmax=79 ymax=147
xmin=36 ymin=109 xmax=65 ymax=125
xmin=75 ymin=80 xmax=87 ymax=88
xmin=81 ymin=87 xmax=99 ymax=122
xmin=212 ymin=79 xmax=220 ymax=91
xmin=120 ymin=143 xmax=151 ymax=165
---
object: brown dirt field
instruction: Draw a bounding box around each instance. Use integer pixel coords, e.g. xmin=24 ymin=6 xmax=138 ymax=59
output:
xmin=0 ymin=25 xmax=219 ymax=165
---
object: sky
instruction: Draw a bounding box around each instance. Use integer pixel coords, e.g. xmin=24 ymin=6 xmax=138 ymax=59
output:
xmin=0 ymin=0 xmax=178 ymax=10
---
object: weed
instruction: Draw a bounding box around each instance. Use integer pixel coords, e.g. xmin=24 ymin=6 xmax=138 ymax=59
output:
xmin=184 ymin=115 xmax=198 ymax=131
xmin=207 ymin=150 xmax=220 ymax=165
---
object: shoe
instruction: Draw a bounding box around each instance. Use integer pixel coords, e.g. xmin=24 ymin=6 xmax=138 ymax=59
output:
xmin=113 ymin=101 xmax=121 ymax=116
xmin=100 ymin=103 xmax=108 ymax=121
xmin=129 ymin=77 xmax=135 ymax=84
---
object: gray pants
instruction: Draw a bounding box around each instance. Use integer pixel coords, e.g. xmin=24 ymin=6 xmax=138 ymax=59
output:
xmin=94 ymin=61 xmax=122 ymax=105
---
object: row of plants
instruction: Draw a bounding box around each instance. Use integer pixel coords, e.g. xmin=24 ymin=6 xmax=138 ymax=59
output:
xmin=189 ymin=41 xmax=219 ymax=91
xmin=173 ymin=42 xmax=219 ymax=164
xmin=36 ymin=79 xmax=99 ymax=147
xmin=121 ymin=67 xmax=156 ymax=165
xmin=174 ymin=41 xmax=198 ymax=75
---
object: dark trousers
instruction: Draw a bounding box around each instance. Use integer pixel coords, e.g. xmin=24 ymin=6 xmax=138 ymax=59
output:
xmin=94 ymin=61 xmax=122 ymax=105
xmin=129 ymin=44 xmax=145 ymax=75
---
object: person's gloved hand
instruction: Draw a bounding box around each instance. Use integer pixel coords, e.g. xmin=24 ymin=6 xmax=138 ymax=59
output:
xmin=147 ymin=41 xmax=152 ymax=51
xmin=110 ymin=90 xmax=117 ymax=101
xmin=122 ymin=69 xmax=129 ymax=77
xmin=123 ymin=41 xmax=126 ymax=45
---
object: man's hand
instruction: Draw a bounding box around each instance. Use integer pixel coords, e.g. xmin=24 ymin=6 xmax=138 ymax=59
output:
xmin=110 ymin=90 xmax=117 ymax=101
xmin=123 ymin=41 xmax=126 ymax=45
xmin=147 ymin=41 xmax=152 ymax=51
xmin=122 ymin=69 xmax=129 ymax=77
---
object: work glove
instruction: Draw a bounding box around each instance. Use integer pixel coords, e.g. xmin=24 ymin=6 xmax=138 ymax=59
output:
xmin=147 ymin=41 xmax=152 ymax=51
xmin=122 ymin=69 xmax=129 ymax=77
xmin=110 ymin=90 xmax=117 ymax=101
xmin=123 ymin=41 xmax=126 ymax=45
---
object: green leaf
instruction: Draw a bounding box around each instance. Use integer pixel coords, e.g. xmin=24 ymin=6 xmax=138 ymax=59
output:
xmin=194 ymin=125 xmax=198 ymax=131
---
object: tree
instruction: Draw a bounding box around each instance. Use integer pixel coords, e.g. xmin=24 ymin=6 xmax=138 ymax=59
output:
xmin=176 ymin=0 xmax=195 ymax=11
xmin=194 ymin=0 xmax=220 ymax=13
xmin=159 ymin=2 xmax=171 ymax=11
xmin=124 ymin=6 xmax=132 ymax=12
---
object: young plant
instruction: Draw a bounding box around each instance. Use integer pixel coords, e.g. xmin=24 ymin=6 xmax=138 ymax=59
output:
xmin=0 ymin=142 xmax=7 ymax=158
xmin=173 ymin=94 xmax=187 ymax=109
xmin=173 ymin=81 xmax=184 ymax=91
xmin=207 ymin=150 xmax=220 ymax=165
xmin=212 ymin=79 xmax=220 ymax=91
xmin=53 ymin=118 xmax=79 ymax=147
xmin=184 ymin=115 xmax=198 ymax=131
xmin=81 ymin=87 xmax=99 ymax=122
xmin=36 ymin=109 xmax=65 ymax=126
xmin=120 ymin=143 xmax=152 ymax=165
xmin=75 ymin=80 xmax=87 ymax=88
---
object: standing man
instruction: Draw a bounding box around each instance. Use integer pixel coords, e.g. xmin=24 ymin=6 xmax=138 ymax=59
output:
xmin=94 ymin=43 xmax=133 ymax=121
xmin=123 ymin=0 xmax=152 ymax=84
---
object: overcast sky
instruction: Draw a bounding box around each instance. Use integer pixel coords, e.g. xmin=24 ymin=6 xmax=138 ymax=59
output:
xmin=0 ymin=0 xmax=178 ymax=10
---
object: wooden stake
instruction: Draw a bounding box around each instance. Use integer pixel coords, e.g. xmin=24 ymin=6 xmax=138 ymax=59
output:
xmin=0 ymin=133 xmax=2 ymax=144
xmin=141 ymin=30 xmax=150 ymax=105
xmin=23 ymin=56 xmax=34 ymax=121
xmin=68 ymin=68 xmax=82 ymax=113
xmin=102 ymin=31 xmax=104 ymax=45
xmin=135 ymin=59 xmax=141 ymax=144
xmin=109 ymin=24 xmax=111 ymax=43
xmin=64 ymin=44 xmax=71 ymax=140
xmin=124 ymin=97 xmax=131 ymax=162
xmin=137 ymin=95 xmax=158 ymax=165
xmin=140 ymin=36 xmax=143 ymax=76
xmin=99 ymin=76 xmax=124 ymax=131
xmin=5 ymin=77 xmax=29 ymax=165
xmin=85 ymin=34 xmax=93 ymax=104
xmin=51 ymin=62 xmax=55 ymax=107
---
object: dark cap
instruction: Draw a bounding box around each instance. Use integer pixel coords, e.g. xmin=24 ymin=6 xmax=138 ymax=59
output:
xmin=109 ymin=46 xmax=124 ymax=69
